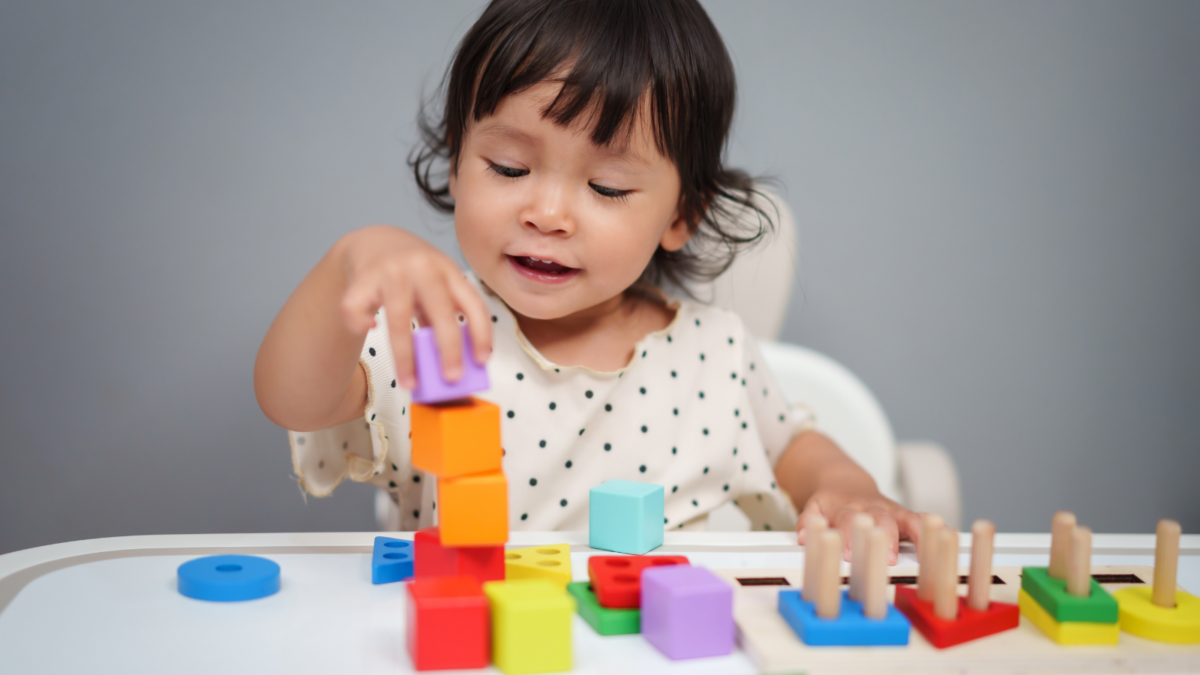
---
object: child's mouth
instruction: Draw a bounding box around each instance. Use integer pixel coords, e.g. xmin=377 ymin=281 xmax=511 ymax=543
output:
xmin=508 ymin=255 xmax=580 ymax=283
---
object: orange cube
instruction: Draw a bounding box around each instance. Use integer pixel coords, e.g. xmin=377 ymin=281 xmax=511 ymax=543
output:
xmin=438 ymin=471 xmax=509 ymax=546
xmin=411 ymin=397 xmax=502 ymax=478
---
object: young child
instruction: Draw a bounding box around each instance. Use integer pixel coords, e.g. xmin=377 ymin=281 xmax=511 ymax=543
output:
xmin=254 ymin=0 xmax=922 ymax=562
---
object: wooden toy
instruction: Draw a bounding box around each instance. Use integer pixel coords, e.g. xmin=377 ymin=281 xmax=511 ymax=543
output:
xmin=505 ymin=544 xmax=572 ymax=590
xmin=484 ymin=579 xmax=574 ymax=674
xmin=410 ymin=397 xmax=501 ymax=478
xmin=588 ymin=479 xmax=664 ymax=555
xmin=1114 ymin=519 xmax=1200 ymax=644
xmin=848 ymin=513 xmax=873 ymax=602
xmin=801 ymin=512 xmax=828 ymax=603
xmin=587 ymin=554 xmax=689 ymax=608
xmin=640 ymin=565 xmax=735 ymax=659
xmin=411 ymin=324 xmax=490 ymax=404
xmin=895 ymin=520 xmax=1018 ymax=649
xmin=1049 ymin=510 xmax=1076 ymax=579
xmin=405 ymin=576 xmax=490 ymax=671
xmin=176 ymin=554 xmax=280 ymax=602
xmin=413 ymin=527 xmax=505 ymax=582
xmin=371 ymin=536 xmax=413 ymax=584
xmin=1020 ymin=515 xmax=1119 ymax=645
xmin=437 ymin=470 xmax=508 ymax=546
xmin=916 ymin=513 xmax=944 ymax=602
xmin=780 ymin=527 xmax=910 ymax=646
xmin=567 ymin=581 xmax=641 ymax=635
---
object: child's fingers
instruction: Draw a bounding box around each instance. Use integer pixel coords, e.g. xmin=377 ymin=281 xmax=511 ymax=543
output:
xmin=795 ymin=501 xmax=827 ymax=545
xmin=868 ymin=507 xmax=902 ymax=565
xmin=447 ymin=275 xmax=492 ymax=364
xmin=414 ymin=276 xmax=464 ymax=382
xmin=340 ymin=274 xmax=384 ymax=335
xmin=383 ymin=290 xmax=417 ymax=390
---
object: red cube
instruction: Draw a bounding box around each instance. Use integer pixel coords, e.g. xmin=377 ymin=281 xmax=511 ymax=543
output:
xmin=414 ymin=527 xmax=504 ymax=583
xmin=894 ymin=585 xmax=1019 ymax=649
xmin=588 ymin=555 xmax=690 ymax=608
xmin=406 ymin=576 xmax=490 ymax=671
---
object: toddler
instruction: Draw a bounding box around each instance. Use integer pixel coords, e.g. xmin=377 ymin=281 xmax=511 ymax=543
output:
xmin=254 ymin=0 xmax=922 ymax=561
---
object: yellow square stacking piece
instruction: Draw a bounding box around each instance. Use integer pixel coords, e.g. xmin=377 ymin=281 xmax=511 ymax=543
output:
xmin=411 ymin=397 xmax=501 ymax=478
xmin=1018 ymin=589 xmax=1119 ymax=645
xmin=437 ymin=470 xmax=508 ymax=546
xmin=1114 ymin=586 xmax=1200 ymax=645
xmin=505 ymin=544 xmax=572 ymax=590
xmin=484 ymin=579 xmax=575 ymax=675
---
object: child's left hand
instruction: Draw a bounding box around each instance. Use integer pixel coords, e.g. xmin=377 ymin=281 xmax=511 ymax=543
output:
xmin=796 ymin=490 xmax=923 ymax=565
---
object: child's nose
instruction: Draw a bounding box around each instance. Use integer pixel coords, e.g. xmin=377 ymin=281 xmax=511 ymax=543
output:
xmin=521 ymin=181 xmax=575 ymax=235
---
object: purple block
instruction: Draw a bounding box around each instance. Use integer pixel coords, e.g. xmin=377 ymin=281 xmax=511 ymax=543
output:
xmin=641 ymin=565 xmax=734 ymax=660
xmin=411 ymin=324 xmax=490 ymax=404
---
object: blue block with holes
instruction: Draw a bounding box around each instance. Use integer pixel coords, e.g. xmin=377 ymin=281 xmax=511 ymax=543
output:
xmin=373 ymin=536 xmax=415 ymax=584
xmin=778 ymin=589 xmax=910 ymax=646
xmin=177 ymin=555 xmax=281 ymax=602
xmin=589 ymin=479 xmax=665 ymax=555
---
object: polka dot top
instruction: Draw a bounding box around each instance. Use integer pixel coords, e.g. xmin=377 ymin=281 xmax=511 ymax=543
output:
xmin=288 ymin=273 xmax=815 ymax=532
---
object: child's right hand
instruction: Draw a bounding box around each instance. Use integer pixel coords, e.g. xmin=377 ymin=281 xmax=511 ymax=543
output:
xmin=337 ymin=225 xmax=493 ymax=390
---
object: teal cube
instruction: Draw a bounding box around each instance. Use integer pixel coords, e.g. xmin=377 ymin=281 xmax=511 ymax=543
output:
xmin=589 ymin=479 xmax=664 ymax=554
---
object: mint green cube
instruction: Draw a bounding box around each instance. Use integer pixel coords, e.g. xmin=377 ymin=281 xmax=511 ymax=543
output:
xmin=589 ymin=479 xmax=664 ymax=555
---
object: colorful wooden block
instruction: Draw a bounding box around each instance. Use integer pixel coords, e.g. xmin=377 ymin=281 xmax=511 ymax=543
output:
xmin=484 ymin=580 xmax=575 ymax=675
xmin=1021 ymin=566 xmax=1118 ymax=623
xmin=587 ymin=555 xmax=689 ymax=608
xmin=371 ymin=536 xmax=414 ymax=584
xmin=411 ymin=324 xmax=490 ymax=404
xmin=413 ymin=527 xmax=505 ymax=583
xmin=410 ymin=397 xmax=501 ymax=478
xmin=1018 ymin=589 xmax=1119 ymax=645
xmin=588 ymin=479 xmax=664 ymax=555
xmin=893 ymin=586 xmax=1017 ymax=649
xmin=505 ymin=544 xmax=571 ymax=590
xmin=437 ymin=470 xmax=508 ymax=546
xmin=406 ymin=576 xmax=490 ymax=671
xmin=567 ymin=581 xmax=641 ymax=635
xmin=779 ymin=589 xmax=910 ymax=646
xmin=1114 ymin=587 xmax=1200 ymax=645
xmin=640 ymin=565 xmax=734 ymax=660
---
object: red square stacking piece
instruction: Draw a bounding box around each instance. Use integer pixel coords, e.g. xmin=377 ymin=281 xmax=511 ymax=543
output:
xmin=414 ymin=527 xmax=505 ymax=583
xmin=894 ymin=585 xmax=1019 ymax=649
xmin=406 ymin=576 xmax=490 ymax=671
xmin=588 ymin=555 xmax=690 ymax=608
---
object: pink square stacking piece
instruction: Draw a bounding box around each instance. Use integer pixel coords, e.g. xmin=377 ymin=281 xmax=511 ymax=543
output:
xmin=640 ymin=565 xmax=734 ymax=660
xmin=411 ymin=324 xmax=490 ymax=404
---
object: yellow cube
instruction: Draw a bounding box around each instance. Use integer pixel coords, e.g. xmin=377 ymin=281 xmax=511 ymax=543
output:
xmin=483 ymin=580 xmax=575 ymax=674
xmin=505 ymin=544 xmax=572 ymax=590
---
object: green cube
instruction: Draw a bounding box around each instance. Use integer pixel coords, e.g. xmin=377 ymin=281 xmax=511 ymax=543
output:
xmin=566 ymin=581 xmax=641 ymax=635
xmin=1021 ymin=567 xmax=1118 ymax=623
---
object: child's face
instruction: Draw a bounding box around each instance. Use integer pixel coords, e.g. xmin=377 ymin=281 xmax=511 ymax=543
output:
xmin=450 ymin=80 xmax=692 ymax=321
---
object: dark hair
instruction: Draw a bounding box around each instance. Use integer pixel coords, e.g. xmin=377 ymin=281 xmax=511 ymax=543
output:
xmin=410 ymin=0 xmax=775 ymax=291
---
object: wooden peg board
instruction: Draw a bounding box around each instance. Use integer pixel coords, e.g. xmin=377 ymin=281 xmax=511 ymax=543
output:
xmin=714 ymin=566 xmax=1200 ymax=674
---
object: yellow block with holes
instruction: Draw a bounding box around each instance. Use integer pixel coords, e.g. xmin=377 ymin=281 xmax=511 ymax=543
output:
xmin=1114 ymin=587 xmax=1200 ymax=644
xmin=505 ymin=544 xmax=572 ymax=590
xmin=484 ymin=580 xmax=574 ymax=675
xmin=1019 ymin=589 xmax=1119 ymax=645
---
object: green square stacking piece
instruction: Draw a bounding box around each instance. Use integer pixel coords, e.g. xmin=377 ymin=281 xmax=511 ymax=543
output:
xmin=589 ymin=479 xmax=664 ymax=555
xmin=567 ymin=581 xmax=641 ymax=635
xmin=1021 ymin=567 xmax=1118 ymax=623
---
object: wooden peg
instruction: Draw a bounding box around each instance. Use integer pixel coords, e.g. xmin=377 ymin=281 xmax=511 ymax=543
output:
xmin=848 ymin=513 xmax=874 ymax=602
xmin=933 ymin=528 xmax=960 ymax=620
xmin=1152 ymin=519 xmax=1181 ymax=609
xmin=816 ymin=529 xmax=843 ymax=619
xmin=1049 ymin=511 xmax=1076 ymax=580
xmin=967 ymin=519 xmax=995 ymax=612
xmin=864 ymin=526 xmax=889 ymax=619
xmin=917 ymin=513 xmax=944 ymax=602
xmin=802 ymin=513 xmax=828 ymax=602
xmin=1067 ymin=525 xmax=1092 ymax=597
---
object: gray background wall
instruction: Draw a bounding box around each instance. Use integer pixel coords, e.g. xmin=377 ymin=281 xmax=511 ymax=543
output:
xmin=1 ymin=1 xmax=1197 ymax=556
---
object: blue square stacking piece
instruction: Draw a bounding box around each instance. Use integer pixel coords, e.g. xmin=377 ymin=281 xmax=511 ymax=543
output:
xmin=778 ymin=589 xmax=910 ymax=646
xmin=372 ymin=536 xmax=414 ymax=584
xmin=588 ymin=479 xmax=664 ymax=555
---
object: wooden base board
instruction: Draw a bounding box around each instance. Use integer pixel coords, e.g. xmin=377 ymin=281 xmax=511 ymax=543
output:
xmin=713 ymin=566 xmax=1200 ymax=674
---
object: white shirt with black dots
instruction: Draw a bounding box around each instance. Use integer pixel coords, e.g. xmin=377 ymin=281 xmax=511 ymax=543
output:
xmin=288 ymin=273 xmax=815 ymax=532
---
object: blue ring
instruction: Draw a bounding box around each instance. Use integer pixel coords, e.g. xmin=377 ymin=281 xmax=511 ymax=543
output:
xmin=177 ymin=555 xmax=281 ymax=602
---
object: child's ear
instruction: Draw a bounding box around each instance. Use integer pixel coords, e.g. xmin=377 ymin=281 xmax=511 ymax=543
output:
xmin=659 ymin=209 xmax=694 ymax=252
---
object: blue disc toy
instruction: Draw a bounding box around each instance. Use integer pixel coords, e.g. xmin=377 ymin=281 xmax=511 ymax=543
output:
xmin=177 ymin=555 xmax=280 ymax=602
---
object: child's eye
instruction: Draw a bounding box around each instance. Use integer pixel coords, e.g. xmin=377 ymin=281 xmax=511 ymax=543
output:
xmin=589 ymin=182 xmax=631 ymax=201
xmin=486 ymin=162 xmax=528 ymax=179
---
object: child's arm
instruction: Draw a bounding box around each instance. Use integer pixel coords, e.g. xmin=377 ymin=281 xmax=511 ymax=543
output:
xmin=254 ymin=225 xmax=492 ymax=432
xmin=774 ymin=430 xmax=924 ymax=564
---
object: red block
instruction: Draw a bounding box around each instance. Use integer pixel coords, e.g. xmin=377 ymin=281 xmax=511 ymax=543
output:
xmin=894 ymin=585 xmax=1019 ymax=649
xmin=587 ymin=555 xmax=690 ymax=608
xmin=406 ymin=576 xmax=490 ymax=671
xmin=414 ymin=527 xmax=505 ymax=583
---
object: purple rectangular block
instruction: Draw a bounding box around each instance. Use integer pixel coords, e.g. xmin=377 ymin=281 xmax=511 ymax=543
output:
xmin=411 ymin=324 xmax=490 ymax=404
xmin=641 ymin=565 xmax=734 ymax=660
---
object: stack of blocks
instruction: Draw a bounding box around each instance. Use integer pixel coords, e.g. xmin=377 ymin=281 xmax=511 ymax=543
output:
xmin=1112 ymin=519 xmax=1200 ymax=644
xmin=1017 ymin=512 xmax=1119 ymax=645
xmin=568 ymin=555 xmax=689 ymax=636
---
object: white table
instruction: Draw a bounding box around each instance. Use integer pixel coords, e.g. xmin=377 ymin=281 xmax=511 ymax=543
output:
xmin=1 ymin=531 xmax=1197 ymax=674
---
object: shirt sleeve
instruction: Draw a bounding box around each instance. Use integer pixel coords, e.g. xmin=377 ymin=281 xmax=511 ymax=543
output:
xmin=742 ymin=331 xmax=816 ymax=467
